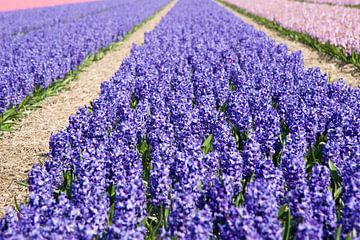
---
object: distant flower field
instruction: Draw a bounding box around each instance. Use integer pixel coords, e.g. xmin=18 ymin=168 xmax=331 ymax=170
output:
xmin=227 ymin=0 xmax=360 ymax=55
xmin=303 ymin=0 xmax=360 ymax=5
xmin=0 ymin=0 xmax=96 ymax=12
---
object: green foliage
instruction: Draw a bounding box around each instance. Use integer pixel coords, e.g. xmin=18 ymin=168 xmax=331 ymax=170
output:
xmin=335 ymin=224 xmax=343 ymax=240
xmin=130 ymin=93 xmax=140 ymax=109
xmin=271 ymin=96 xmax=278 ymax=110
xmin=54 ymin=169 xmax=75 ymax=200
xmin=231 ymin=126 xmax=248 ymax=153
xmin=137 ymin=136 xmax=170 ymax=239
xmin=229 ymin=77 xmax=235 ymax=91
xmin=272 ymin=120 xmax=289 ymax=167
xmin=305 ymin=133 xmax=327 ymax=173
xmin=233 ymin=178 xmax=248 ymax=207
xmin=278 ymin=205 xmax=292 ymax=240
xmin=346 ymin=229 xmax=358 ymax=240
xmin=328 ymin=160 xmax=344 ymax=218
xmin=138 ymin=136 xmax=152 ymax=190
xmin=106 ymin=183 xmax=116 ymax=225
xmin=217 ymin=101 xmax=227 ymax=113
xmin=17 ymin=181 xmax=30 ymax=188
xmin=144 ymin=205 xmax=170 ymax=240
xmin=202 ymin=134 xmax=213 ymax=154
xmin=229 ymin=84 xmax=235 ymax=91
xmin=14 ymin=197 xmax=22 ymax=214
xmin=280 ymin=120 xmax=290 ymax=147
xmin=192 ymin=96 xmax=197 ymax=108
xmin=350 ymin=4 xmax=360 ymax=9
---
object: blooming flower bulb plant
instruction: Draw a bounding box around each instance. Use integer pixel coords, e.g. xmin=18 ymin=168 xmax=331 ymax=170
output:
xmin=0 ymin=0 xmax=359 ymax=239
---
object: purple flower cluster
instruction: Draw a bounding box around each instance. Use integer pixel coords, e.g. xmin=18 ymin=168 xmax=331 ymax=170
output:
xmin=1 ymin=0 xmax=359 ymax=239
xmin=0 ymin=0 xmax=169 ymax=113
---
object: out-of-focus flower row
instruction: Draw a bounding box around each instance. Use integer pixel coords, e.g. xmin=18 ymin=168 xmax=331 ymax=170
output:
xmin=1 ymin=0 xmax=359 ymax=239
xmin=226 ymin=0 xmax=360 ymax=55
xmin=0 ymin=1 xmax=123 ymax=38
xmin=0 ymin=0 xmax=169 ymax=114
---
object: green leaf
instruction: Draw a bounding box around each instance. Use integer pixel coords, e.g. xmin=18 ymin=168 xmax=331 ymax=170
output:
xmin=197 ymin=179 xmax=203 ymax=191
xmin=283 ymin=207 xmax=291 ymax=240
xmin=334 ymin=187 xmax=342 ymax=200
xmin=278 ymin=204 xmax=292 ymax=240
xmin=17 ymin=181 xmax=29 ymax=188
xmin=192 ymin=96 xmax=197 ymax=108
xmin=139 ymin=139 xmax=149 ymax=155
xmin=203 ymin=134 xmax=213 ymax=147
xmin=345 ymin=228 xmax=358 ymax=240
xmin=106 ymin=183 xmax=116 ymax=225
xmin=329 ymin=160 xmax=337 ymax=171
xmin=55 ymin=169 xmax=74 ymax=200
xmin=329 ymin=160 xmax=342 ymax=184
xmin=335 ymin=224 xmax=342 ymax=240
xmin=233 ymin=192 xmax=244 ymax=207
xmin=130 ymin=94 xmax=139 ymax=109
xmin=229 ymin=84 xmax=235 ymax=91
xmin=202 ymin=134 xmax=213 ymax=155
xmin=278 ymin=205 xmax=287 ymax=218
xmin=0 ymin=124 xmax=12 ymax=131
xmin=14 ymin=197 xmax=22 ymax=214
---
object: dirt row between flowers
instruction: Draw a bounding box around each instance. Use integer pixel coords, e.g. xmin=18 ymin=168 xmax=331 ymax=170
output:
xmin=218 ymin=1 xmax=360 ymax=87
xmin=0 ymin=0 xmax=177 ymax=217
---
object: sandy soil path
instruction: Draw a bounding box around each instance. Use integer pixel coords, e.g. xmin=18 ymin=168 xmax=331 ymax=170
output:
xmin=0 ymin=0 xmax=176 ymax=217
xmin=218 ymin=1 xmax=360 ymax=87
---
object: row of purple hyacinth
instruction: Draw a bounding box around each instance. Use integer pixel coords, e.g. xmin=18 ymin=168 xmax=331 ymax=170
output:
xmin=1 ymin=0 xmax=359 ymax=239
xmin=0 ymin=0 xmax=123 ymax=38
xmin=0 ymin=0 xmax=169 ymax=114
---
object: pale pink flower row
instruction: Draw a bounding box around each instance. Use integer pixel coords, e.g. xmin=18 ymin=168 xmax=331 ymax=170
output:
xmin=227 ymin=0 xmax=360 ymax=54
xmin=304 ymin=0 xmax=360 ymax=5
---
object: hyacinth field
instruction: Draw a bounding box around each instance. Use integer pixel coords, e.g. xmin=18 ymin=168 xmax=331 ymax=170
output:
xmin=0 ymin=0 xmax=359 ymax=239
xmin=0 ymin=0 xmax=168 ymax=113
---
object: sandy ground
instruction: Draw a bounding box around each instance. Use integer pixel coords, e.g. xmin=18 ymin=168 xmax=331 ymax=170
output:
xmin=0 ymin=0 xmax=177 ymax=217
xmin=218 ymin=1 xmax=360 ymax=87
